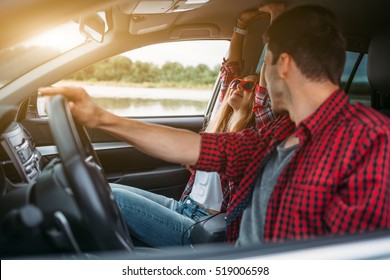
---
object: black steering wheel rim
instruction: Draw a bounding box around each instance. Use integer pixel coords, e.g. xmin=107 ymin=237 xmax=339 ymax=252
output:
xmin=47 ymin=95 xmax=133 ymax=252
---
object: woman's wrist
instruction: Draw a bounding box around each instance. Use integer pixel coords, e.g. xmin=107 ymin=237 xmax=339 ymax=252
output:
xmin=234 ymin=26 xmax=248 ymax=36
xmin=236 ymin=18 xmax=248 ymax=29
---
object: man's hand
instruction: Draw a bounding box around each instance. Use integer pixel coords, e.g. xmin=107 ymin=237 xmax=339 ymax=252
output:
xmin=38 ymin=86 xmax=105 ymax=129
xmin=39 ymin=86 xmax=201 ymax=166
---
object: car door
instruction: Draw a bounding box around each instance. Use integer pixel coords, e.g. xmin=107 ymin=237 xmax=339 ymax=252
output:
xmin=18 ymin=40 xmax=229 ymax=200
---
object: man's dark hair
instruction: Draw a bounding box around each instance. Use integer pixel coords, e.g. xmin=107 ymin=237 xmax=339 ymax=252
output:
xmin=264 ymin=5 xmax=346 ymax=85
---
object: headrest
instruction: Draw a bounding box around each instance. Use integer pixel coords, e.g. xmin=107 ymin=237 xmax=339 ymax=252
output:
xmin=368 ymin=26 xmax=390 ymax=94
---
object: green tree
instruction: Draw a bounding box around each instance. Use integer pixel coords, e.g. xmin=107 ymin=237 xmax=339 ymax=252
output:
xmin=130 ymin=61 xmax=159 ymax=83
xmin=65 ymin=54 xmax=220 ymax=87
xmin=160 ymin=62 xmax=185 ymax=82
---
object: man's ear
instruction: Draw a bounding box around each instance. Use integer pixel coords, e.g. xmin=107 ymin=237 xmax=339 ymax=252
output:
xmin=277 ymin=53 xmax=292 ymax=79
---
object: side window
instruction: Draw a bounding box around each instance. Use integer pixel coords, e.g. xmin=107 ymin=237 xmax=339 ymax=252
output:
xmin=348 ymin=54 xmax=370 ymax=105
xmin=38 ymin=40 xmax=229 ymax=117
xmin=341 ymin=51 xmax=370 ymax=105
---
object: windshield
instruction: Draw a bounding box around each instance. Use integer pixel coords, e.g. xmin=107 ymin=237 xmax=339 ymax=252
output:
xmin=0 ymin=21 xmax=85 ymax=89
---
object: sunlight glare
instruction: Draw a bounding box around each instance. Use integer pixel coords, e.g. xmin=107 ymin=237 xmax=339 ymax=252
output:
xmin=22 ymin=23 xmax=85 ymax=52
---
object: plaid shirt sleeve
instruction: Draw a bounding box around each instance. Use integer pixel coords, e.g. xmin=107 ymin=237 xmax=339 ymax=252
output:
xmin=323 ymin=127 xmax=390 ymax=234
xmin=253 ymin=85 xmax=275 ymax=129
xmin=220 ymin=61 xmax=275 ymax=127
xmin=194 ymin=128 xmax=266 ymax=181
xmin=219 ymin=59 xmax=243 ymax=102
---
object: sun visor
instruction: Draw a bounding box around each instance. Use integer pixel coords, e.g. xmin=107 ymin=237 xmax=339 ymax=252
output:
xmin=120 ymin=0 xmax=210 ymax=14
xmin=129 ymin=13 xmax=178 ymax=34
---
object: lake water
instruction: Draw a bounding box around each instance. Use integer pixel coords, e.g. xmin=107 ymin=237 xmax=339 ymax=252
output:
xmin=38 ymin=83 xmax=212 ymax=117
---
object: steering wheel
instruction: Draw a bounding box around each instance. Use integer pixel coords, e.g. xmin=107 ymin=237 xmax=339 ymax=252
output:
xmin=46 ymin=95 xmax=133 ymax=252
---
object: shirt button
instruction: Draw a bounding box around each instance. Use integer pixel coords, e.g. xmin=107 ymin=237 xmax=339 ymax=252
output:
xmin=186 ymin=199 xmax=191 ymax=205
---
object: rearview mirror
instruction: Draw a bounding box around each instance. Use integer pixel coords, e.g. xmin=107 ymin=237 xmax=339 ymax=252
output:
xmin=79 ymin=13 xmax=105 ymax=43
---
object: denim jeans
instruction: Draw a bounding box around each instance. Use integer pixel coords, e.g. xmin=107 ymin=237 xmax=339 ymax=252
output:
xmin=110 ymin=184 xmax=211 ymax=247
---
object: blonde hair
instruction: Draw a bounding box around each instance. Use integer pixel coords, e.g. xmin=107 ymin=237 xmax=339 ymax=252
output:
xmin=205 ymin=75 xmax=258 ymax=133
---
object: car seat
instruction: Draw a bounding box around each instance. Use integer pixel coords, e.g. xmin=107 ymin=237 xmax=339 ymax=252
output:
xmin=368 ymin=26 xmax=390 ymax=116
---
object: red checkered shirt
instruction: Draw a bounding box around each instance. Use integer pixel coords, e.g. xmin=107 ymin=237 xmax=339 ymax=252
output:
xmin=180 ymin=61 xmax=275 ymax=212
xmin=194 ymin=89 xmax=390 ymax=243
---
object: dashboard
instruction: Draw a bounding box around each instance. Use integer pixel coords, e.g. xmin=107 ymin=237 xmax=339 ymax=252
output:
xmin=0 ymin=122 xmax=41 ymax=184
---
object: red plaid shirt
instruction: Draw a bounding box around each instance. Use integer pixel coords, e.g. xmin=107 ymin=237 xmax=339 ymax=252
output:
xmin=194 ymin=90 xmax=390 ymax=243
xmin=219 ymin=60 xmax=275 ymax=127
xmin=180 ymin=60 xmax=275 ymax=212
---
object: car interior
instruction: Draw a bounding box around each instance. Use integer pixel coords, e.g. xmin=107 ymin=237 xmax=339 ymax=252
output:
xmin=0 ymin=0 xmax=390 ymax=259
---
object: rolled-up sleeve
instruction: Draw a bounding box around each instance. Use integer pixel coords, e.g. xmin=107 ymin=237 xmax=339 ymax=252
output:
xmin=194 ymin=128 xmax=263 ymax=181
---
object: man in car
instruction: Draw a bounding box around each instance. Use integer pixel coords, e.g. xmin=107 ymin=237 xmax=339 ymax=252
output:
xmin=40 ymin=4 xmax=390 ymax=245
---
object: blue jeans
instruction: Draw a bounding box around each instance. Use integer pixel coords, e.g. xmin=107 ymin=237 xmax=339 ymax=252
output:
xmin=110 ymin=184 xmax=211 ymax=247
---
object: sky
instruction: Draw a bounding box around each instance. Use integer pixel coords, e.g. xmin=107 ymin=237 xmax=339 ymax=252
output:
xmin=22 ymin=22 xmax=230 ymax=69
xmin=123 ymin=40 xmax=229 ymax=68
